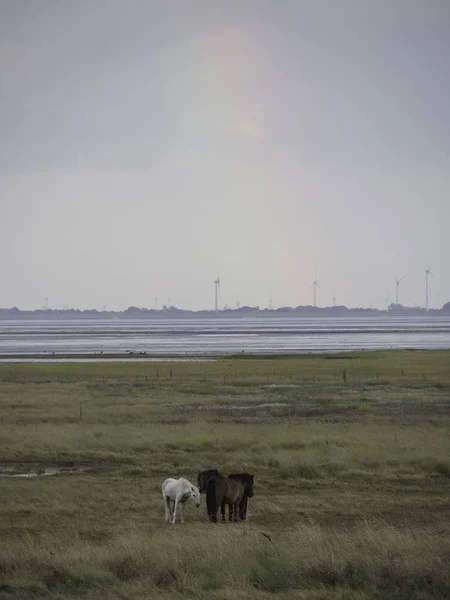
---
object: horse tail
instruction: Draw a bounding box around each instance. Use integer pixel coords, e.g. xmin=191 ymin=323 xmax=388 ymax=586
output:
xmin=206 ymin=477 xmax=218 ymax=521
xmin=161 ymin=479 xmax=167 ymax=498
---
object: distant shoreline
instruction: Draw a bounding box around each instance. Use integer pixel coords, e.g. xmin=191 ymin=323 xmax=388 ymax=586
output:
xmin=1 ymin=306 xmax=449 ymax=318
xmin=0 ymin=348 xmax=448 ymax=363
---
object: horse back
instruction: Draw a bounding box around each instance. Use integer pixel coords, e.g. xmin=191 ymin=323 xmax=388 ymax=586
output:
xmin=162 ymin=477 xmax=177 ymax=490
xmin=206 ymin=473 xmax=228 ymax=520
xmin=225 ymin=476 xmax=246 ymax=501
xmin=212 ymin=474 xmax=228 ymax=494
xmin=227 ymin=472 xmax=254 ymax=498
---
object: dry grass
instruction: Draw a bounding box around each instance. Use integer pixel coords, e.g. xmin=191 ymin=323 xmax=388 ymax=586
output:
xmin=1 ymin=351 xmax=450 ymax=599
xmin=1 ymin=522 xmax=449 ymax=599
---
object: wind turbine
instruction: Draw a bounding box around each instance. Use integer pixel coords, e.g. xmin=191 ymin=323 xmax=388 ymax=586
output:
xmin=393 ymin=276 xmax=404 ymax=305
xmin=425 ymin=268 xmax=433 ymax=310
xmin=311 ymin=271 xmax=319 ymax=308
xmin=384 ymin=289 xmax=393 ymax=309
xmin=214 ymin=275 xmax=220 ymax=311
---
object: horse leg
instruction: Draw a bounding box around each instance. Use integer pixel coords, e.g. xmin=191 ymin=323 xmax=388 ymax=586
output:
xmin=233 ymin=501 xmax=240 ymax=522
xmin=180 ymin=500 xmax=185 ymax=524
xmin=172 ymin=497 xmax=179 ymax=524
xmin=239 ymin=496 xmax=248 ymax=521
xmin=228 ymin=503 xmax=233 ymax=522
xmin=211 ymin=490 xmax=222 ymax=523
xmin=221 ymin=502 xmax=226 ymax=522
xmin=164 ymin=495 xmax=172 ymax=523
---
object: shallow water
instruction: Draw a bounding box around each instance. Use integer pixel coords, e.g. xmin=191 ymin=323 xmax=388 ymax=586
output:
xmin=0 ymin=357 xmax=215 ymax=363
xmin=0 ymin=465 xmax=90 ymax=478
xmin=1 ymin=315 xmax=449 ymax=357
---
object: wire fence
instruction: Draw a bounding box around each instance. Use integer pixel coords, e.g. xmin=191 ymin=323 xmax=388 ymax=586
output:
xmin=140 ymin=400 xmax=450 ymax=424
xmin=1 ymin=367 xmax=449 ymax=426
xmin=1 ymin=367 xmax=448 ymax=386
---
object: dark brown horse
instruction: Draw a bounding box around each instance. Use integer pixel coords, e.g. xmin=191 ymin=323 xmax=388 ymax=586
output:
xmin=197 ymin=469 xmax=230 ymax=522
xmin=205 ymin=472 xmax=254 ymax=523
xmin=197 ymin=469 xmax=220 ymax=494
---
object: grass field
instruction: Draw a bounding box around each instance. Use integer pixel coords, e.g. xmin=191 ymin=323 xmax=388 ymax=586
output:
xmin=1 ymin=351 xmax=450 ymax=599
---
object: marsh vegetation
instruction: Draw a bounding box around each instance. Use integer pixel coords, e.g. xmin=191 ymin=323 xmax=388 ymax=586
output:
xmin=1 ymin=351 xmax=449 ymax=599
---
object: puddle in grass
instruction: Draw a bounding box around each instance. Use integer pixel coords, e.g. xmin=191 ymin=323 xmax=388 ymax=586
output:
xmin=0 ymin=464 xmax=92 ymax=478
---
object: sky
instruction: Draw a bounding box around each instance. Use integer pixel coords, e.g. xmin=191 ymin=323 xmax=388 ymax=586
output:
xmin=1 ymin=0 xmax=449 ymax=311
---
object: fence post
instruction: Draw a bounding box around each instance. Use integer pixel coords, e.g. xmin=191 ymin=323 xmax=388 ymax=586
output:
xmin=79 ymin=402 xmax=83 ymax=423
xmin=343 ymin=369 xmax=347 ymax=384
xmin=170 ymin=368 xmax=173 ymax=379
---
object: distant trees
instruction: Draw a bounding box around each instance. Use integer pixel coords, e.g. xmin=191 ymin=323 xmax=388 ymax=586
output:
xmin=0 ymin=301 xmax=449 ymax=317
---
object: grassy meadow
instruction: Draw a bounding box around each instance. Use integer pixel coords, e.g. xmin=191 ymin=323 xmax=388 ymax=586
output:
xmin=1 ymin=350 xmax=450 ymax=599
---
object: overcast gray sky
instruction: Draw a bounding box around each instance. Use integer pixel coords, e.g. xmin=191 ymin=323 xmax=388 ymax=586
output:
xmin=1 ymin=0 xmax=449 ymax=311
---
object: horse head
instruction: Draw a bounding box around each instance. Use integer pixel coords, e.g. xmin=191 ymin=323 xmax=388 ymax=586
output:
xmin=245 ymin=474 xmax=255 ymax=498
xmin=190 ymin=485 xmax=201 ymax=507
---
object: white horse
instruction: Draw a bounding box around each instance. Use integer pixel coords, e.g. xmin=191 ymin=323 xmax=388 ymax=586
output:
xmin=162 ymin=477 xmax=200 ymax=524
